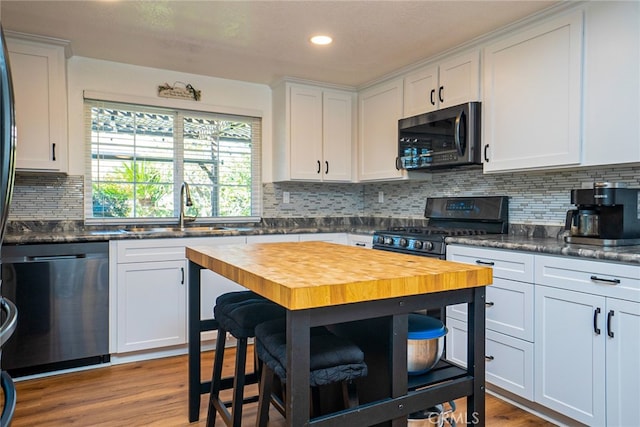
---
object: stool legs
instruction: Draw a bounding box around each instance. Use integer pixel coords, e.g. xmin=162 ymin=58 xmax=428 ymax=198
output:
xmin=207 ymin=328 xmax=227 ymax=427
xmin=231 ymin=337 xmax=248 ymax=427
xmin=207 ymin=328 xmax=250 ymax=427
xmin=256 ymin=363 xmax=274 ymax=427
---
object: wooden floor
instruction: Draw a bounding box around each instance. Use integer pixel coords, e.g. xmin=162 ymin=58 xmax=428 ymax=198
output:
xmin=7 ymin=347 xmax=555 ymax=426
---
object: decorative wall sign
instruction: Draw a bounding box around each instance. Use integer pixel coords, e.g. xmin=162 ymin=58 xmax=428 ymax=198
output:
xmin=157 ymin=82 xmax=201 ymax=101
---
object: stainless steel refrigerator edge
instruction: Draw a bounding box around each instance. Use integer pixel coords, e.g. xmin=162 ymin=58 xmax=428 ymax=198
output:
xmin=0 ymin=23 xmax=18 ymax=426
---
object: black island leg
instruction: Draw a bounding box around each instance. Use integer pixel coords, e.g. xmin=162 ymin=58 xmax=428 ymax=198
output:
xmin=467 ymin=286 xmax=486 ymax=426
xmin=188 ymin=261 xmax=204 ymax=422
xmin=286 ymin=309 xmax=311 ymax=426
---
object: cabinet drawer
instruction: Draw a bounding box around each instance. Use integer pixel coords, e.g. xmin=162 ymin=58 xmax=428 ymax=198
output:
xmin=535 ymin=254 xmax=640 ymax=302
xmin=446 ymin=245 xmax=534 ymax=283
xmin=446 ymin=277 xmax=534 ymax=341
xmin=114 ymin=236 xmax=246 ymax=263
xmin=445 ymin=318 xmax=534 ymax=400
xmin=485 ymin=329 xmax=534 ymax=401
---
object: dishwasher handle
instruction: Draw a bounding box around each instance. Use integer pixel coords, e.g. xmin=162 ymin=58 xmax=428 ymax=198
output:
xmin=27 ymin=254 xmax=87 ymax=262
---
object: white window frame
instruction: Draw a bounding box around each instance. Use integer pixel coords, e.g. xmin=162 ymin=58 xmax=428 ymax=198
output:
xmin=83 ymin=91 xmax=262 ymax=225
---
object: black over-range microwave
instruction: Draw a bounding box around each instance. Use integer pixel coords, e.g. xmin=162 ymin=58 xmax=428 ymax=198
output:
xmin=397 ymin=102 xmax=481 ymax=171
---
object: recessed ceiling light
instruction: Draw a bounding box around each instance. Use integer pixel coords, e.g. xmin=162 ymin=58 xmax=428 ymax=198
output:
xmin=310 ymin=35 xmax=333 ymax=45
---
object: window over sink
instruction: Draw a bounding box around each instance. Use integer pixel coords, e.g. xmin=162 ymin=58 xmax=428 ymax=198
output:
xmin=84 ymin=99 xmax=261 ymax=223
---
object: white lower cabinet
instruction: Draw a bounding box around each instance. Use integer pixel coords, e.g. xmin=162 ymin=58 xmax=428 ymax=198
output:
xmin=446 ymin=318 xmax=534 ymax=400
xmin=448 ymin=247 xmax=640 ymax=426
xmin=445 ymin=245 xmax=535 ymax=400
xmin=112 ymin=233 xmax=358 ymax=354
xmin=605 ymin=298 xmax=640 ymax=427
xmin=116 ymin=260 xmax=187 ymax=352
xmin=111 ymin=236 xmax=246 ymax=354
xmin=535 ymin=255 xmax=640 ymax=427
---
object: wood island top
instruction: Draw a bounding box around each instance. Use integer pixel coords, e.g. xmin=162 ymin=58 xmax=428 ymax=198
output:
xmin=186 ymin=241 xmax=493 ymax=310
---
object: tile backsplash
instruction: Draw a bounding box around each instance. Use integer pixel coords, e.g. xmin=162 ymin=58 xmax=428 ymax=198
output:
xmin=10 ymin=165 xmax=640 ymax=226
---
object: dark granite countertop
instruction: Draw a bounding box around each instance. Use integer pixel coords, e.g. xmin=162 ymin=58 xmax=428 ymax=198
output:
xmin=2 ymin=219 xmax=379 ymax=245
xmin=446 ymin=235 xmax=640 ymax=265
xmin=4 ymin=219 xmax=639 ymax=265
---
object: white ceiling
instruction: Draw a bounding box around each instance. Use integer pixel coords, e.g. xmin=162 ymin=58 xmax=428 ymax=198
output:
xmin=1 ymin=0 xmax=559 ymax=88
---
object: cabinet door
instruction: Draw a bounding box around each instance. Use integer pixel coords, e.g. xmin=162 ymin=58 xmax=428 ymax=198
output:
xmin=534 ymin=285 xmax=605 ymax=426
xmin=403 ymin=65 xmax=438 ymax=117
xmin=290 ymin=85 xmax=323 ymax=180
xmin=7 ymin=38 xmax=67 ymax=172
xmin=438 ymin=51 xmax=480 ymax=108
xmin=582 ymin=1 xmax=640 ymax=166
xmin=444 ymin=318 xmax=534 ymax=400
xmin=483 ymin=11 xmax=583 ymax=172
xmin=116 ymin=260 xmax=186 ymax=353
xmin=606 ymin=298 xmax=640 ymax=427
xmin=358 ymin=78 xmax=406 ymax=181
xmin=322 ymin=90 xmax=352 ymax=181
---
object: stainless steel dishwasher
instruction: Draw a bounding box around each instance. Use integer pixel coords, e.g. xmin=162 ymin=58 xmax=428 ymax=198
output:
xmin=0 ymin=242 xmax=109 ymax=376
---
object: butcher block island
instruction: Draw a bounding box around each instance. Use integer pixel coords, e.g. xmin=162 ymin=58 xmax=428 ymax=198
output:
xmin=186 ymin=241 xmax=493 ymax=426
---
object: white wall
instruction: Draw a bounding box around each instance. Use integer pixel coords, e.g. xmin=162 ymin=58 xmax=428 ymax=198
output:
xmin=66 ymin=56 xmax=273 ymax=180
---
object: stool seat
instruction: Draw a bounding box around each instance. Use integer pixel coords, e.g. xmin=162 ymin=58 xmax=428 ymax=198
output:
xmin=255 ymin=318 xmax=368 ymax=426
xmin=255 ymin=318 xmax=368 ymax=386
xmin=214 ymin=292 xmax=286 ymax=338
xmin=207 ymin=291 xmax=286 ymax=427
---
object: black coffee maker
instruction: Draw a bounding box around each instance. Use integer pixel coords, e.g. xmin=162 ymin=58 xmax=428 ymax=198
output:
xmin=565 ymin=182 xmax=640 ymax=246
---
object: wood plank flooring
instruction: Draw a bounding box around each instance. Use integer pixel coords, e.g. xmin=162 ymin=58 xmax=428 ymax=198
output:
xmin=7 ymin=348 xmax=555 ymax=426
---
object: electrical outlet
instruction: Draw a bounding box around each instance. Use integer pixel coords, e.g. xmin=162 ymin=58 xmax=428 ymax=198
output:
xmin=378 ymin=191 xmax=384 ymax=203
xmin=283 ymin=191 xmax=290 ymax=204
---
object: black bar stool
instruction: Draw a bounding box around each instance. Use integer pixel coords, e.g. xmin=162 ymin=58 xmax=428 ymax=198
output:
xmin=254 ymin=318 xmax=368 ymax=426
xmin=206 ymin=291 xmax=286 ymax=427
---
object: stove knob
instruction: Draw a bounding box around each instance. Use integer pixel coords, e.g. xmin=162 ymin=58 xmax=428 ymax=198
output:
xmin=375 ymin=235 xmax=384 ymax=244
xmin=414 ymin=241 xmax=423 ymax=249
xmin=384 ymin=236 xmax=393 ymax=245
xmin=423 ymin=241 xmax=434 ymax=251
xmin=399 ymin=238 xmax=408 ymax=247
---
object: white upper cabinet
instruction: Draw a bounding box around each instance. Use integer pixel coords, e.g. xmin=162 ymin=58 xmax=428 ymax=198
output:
xmin=6 ymin=35 xmax=68 ymax=172
xmin=403 ymin=50 xmax=480 ymax=117
xmin=322 ymin=90 xmax=353 ymax=181
xmin=582 ymin=1 xmax=640 ymax=166
xmin=273 ymin=81 xmax=354 ymax=182
xmin=482 ymin=10 xmax=583 ymax=172
xmin=358 ymin=78 xmax=406 ymax=181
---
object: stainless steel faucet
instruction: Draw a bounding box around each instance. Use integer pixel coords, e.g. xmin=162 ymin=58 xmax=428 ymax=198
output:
xmin=179 ymin=182 xmax=196 ymax=228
